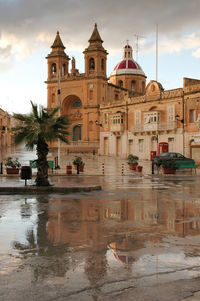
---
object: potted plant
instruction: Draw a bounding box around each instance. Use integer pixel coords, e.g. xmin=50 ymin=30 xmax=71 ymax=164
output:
xmin=136 ymin=165 xmax=143 ymax=172
xmin=5 ymin=157 xmax=21 ymax=174
xmin=127 ymin=154 xmax=139 ymax=170
xmin=73 ymin=156 xmax=85 ymax=172
xmin=160 ymin=158 xmax=178 ymax=174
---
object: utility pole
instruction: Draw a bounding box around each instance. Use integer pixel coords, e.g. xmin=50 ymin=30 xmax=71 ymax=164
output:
xmin=57 ymin=68 xmax=61 ymax=169
xmin=156 ymin=24 xmax=158 ymax=82
xmin=182 ymin=91 xmax=185 ymax=156
xmin=134 ymin=34 xmax=145 ymax=62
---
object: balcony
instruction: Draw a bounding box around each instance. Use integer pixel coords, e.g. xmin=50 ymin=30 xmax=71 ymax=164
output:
xmin=131 ymin=121 xmax=177 ymax=133
xmin=110 ymin=123 xmax=125 ymax=133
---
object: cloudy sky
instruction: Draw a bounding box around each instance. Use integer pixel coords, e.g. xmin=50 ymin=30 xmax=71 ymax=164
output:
xmin=1 ymin=0 xmax=200 ymax=114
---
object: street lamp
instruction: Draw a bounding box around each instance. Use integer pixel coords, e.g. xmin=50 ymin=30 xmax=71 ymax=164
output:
xmin=53 ymin=65 xmax=61 ymax=169
xmin=176 ymin=113 xmax=185 ymax=156
xmin=175 ymin=114 xmax=184 ymax=124
xmin=57 ymin=69 xmax=61 ymax=169
xmin=95 ymin=120 xmax=102 ymax=127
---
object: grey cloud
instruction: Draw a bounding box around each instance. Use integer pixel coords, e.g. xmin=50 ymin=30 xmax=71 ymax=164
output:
xmin=0 ymin=0 xmax=200 ymax=51
xmin=0 ymin=45 xmax=12 ymax=58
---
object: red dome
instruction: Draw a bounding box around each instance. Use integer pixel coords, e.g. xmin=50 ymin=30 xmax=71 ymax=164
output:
xmin=111 ymin=59 xmax=145 ymax=77
xmin=110 ymin=43 xmax=146 ymax=78
xmin=114 ymin=59 xmax=141 ymax=71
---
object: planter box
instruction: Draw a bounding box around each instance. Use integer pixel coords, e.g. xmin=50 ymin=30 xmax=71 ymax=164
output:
xmin=6 ymin=168 xmax=20 ymax=175
xmin=162 ymin=168 xmax=176 ymax=174
xmin=79 ymin=166 xmax=84 ymax=172
xmin=129 ymin=164 xmax=137 ymax=170
xmin=136 ymin=165 xmax=143 ymax=172
xmin=66 ymin=165 xmax=72 ymax=175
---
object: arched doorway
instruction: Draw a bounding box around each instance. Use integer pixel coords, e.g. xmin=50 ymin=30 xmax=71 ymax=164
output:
xmin=73 ymin=125 xmax=82 ymax=141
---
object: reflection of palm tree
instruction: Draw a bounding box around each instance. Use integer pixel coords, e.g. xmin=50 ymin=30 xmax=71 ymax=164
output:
xmin=13 ymin=197 xmax=70 ymax=280
xmin=85 ymin=249 xmax=107 ymax=286
xmin=13 ymin=229 xmax=37 ymax=253
xmin=20 ymin=198 xmax=32 ymax=220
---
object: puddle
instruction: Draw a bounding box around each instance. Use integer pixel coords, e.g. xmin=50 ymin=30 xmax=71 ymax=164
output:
xmin=1 ymin=187 xmax=200 ymax=300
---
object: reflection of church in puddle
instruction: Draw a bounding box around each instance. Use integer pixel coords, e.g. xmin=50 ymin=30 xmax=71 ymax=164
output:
xmin=46 ymin=24 xmax=200 ymax=162
xmin=47 ymin=194 xmax=200 ymax=272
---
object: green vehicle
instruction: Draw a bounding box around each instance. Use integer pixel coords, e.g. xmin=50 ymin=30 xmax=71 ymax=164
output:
xmin=152 ymin=152 xmax=195 ymax=168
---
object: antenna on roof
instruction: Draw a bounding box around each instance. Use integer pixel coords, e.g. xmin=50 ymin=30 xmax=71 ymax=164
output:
xmin=134 ymin=34 xmax=145 ymax=62
xmin=156 ymin=24 xmax=158 ymax=82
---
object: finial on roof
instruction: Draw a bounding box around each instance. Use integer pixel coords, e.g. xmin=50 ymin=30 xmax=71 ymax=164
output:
xmin=51 ymin=31 xmax=65 ymax=49
xmin=88 ymin=23 xmax=103 ymax=43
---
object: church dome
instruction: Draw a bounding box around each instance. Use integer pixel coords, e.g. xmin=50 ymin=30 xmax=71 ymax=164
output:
xmin=110 ymin=43 xmax=146 ymax=77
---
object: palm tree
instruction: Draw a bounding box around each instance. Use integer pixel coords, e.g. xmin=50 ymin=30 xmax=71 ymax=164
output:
xmin=12 ymin=101 xmax=70 ymax=186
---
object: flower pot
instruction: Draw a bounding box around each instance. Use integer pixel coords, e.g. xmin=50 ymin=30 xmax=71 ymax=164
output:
xmin=129 ymin=164 xmax=137 ymax=170
xmin=66 ymin=165 xmax=72 ymax=175
xmin=162 ymin=168 xmax=176 ymax=174
xmin=136 ymin=165 xmax=143 ymax=172
xmin=6 ymin=168 xmax=20 ymax=175
xmin=79 ymin=165 xmax=84 ymax=172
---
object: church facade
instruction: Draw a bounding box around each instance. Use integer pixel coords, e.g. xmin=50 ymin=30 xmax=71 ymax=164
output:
xmin=46 ymin=24 xmax=200 ymax=163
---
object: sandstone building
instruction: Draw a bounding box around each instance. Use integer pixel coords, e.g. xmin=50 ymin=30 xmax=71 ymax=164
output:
xmin=0 ymin=108 xmax=13 ymax=149
xmin=46 ymin=24 xmax=200 ymax=163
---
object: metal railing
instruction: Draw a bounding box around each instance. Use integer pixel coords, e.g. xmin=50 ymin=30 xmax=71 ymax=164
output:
xmin=130 ymin=121 xmax=177 ymax=133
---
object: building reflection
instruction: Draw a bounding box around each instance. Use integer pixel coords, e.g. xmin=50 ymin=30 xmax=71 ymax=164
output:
xmin=13 ymin=192 xmax=200 ymax=285
xmin=45 ymin=191 xmax=200 ymax=282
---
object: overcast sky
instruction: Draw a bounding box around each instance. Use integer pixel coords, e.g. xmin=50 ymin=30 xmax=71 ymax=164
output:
xmin=1 ymin=0 xmax=200 ymax=113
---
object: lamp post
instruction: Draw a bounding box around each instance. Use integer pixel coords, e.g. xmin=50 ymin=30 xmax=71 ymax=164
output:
xmin=95 ymin=120 xmax=102 ymax=127
xmin=56 ymin=68 xmax=61 ymax=169
xmin=176 ymin=91 xmax=185 ymax=156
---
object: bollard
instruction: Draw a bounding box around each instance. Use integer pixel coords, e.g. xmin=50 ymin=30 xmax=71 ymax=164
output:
xmin=102 ymin=163 xmax=104 ymax=175
xmin=21 ymin=166 xmax=32 ymax=186
xmin=66 ymin=163 xmax=72 ymax=175
xmin=152 ymin=161 xmax=154 ymax=174
xmin=121 ymin=163 xmax=124 ymax=176
xmin=77 ymin=163 xmax=79 ymax=175
xmin=0 ymin=162 xmax=3 ymax=174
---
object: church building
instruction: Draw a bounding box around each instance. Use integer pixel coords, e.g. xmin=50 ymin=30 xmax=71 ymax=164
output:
xmin=46 ymin=24 xmax=200 ymax=163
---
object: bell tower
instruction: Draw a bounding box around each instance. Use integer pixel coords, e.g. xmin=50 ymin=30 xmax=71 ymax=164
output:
xmin=46 ymin=31 xmax=70 ymax=81
xmin=83 ymin=24 xmax=108 ymax=78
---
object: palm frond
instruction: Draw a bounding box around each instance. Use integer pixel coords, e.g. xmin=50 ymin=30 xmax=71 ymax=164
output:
xmin=12 ymin=100 xmax=70 ymax=149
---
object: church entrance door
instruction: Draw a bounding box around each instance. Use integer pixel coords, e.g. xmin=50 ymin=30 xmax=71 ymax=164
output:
xmin=73 ymin=125 xmax=82 ymax=141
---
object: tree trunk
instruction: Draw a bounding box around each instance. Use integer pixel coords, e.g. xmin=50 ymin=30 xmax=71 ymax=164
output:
xmin=35 ymin=136 xmax=50 ymax=186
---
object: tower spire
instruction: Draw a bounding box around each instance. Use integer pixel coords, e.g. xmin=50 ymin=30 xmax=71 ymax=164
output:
xmin=88 ymin=23 xmax=103 ymax=43
xmin=51 ymin=31 xmax=65 ymax=49
xmin=86 ymin=23 xmax=105 ymax=51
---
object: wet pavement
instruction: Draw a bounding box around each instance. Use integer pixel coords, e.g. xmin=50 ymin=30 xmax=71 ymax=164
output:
xmin=1 ymin=147 xmax=200 ymax=300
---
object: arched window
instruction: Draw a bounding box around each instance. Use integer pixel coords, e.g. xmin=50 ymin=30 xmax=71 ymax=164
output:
xmin=73 ymin=101 xmax=82 ymax=107
xmin=89 ymin=58 xmax=95 ymax=70
xmin=131 ymin=80 xmax=136 ymax=91
xmin=73 ymin=125 xmax=82 ymax=141
xmin=51 ymin=63 xmax=56 ymax=75
xmin=89 ymin=121 xmax=93 ymax=131
xmin=101 ymin=58 xmax=104 ymax=70
xmin=119 ymin=80 xmax=123 ymax=88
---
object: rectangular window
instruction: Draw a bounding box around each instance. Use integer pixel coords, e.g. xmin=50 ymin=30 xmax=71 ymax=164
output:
xmin=189 ymin=109 xmax=195 ymax=123
xmin=135 ymin=111 xmax=141 ymax=125
xmin=168 ymin=106 xmax=174 ymax=122
xmin=104 ymin=113 xmax=108 ymax=124
xmin=139 ymin=139 xmax=144 ymax=152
